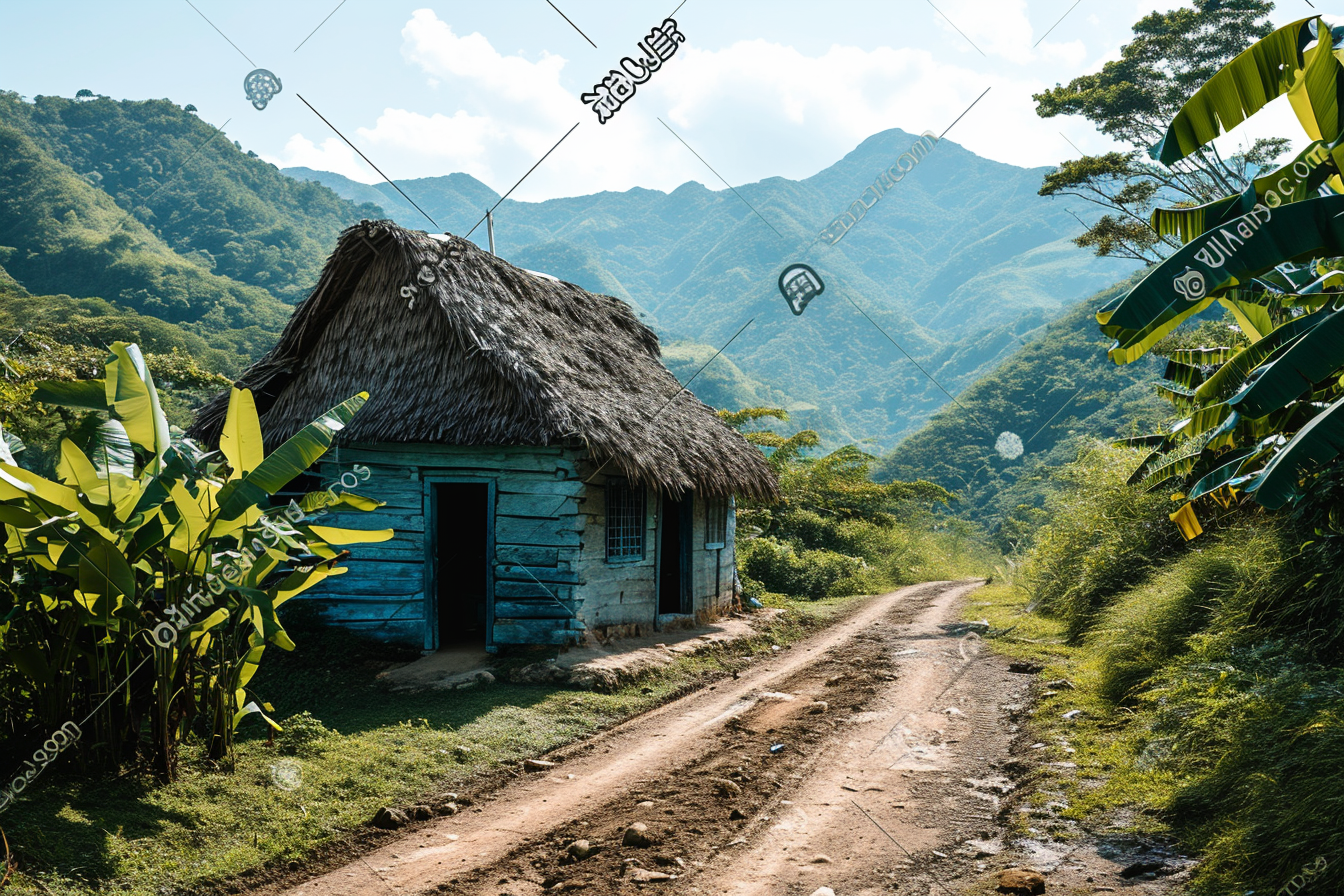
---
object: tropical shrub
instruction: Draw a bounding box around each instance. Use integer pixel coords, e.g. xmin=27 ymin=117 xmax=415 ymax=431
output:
xmin=0 ymin=342 xmax=390 ymax=780
xmin=720 ymin=407 xmax=971 ymax=599
xmin=1088 ymin=15 xmax=1344 ymax=520
xmin=1021 ymin=445 xmax=1182 ymax=639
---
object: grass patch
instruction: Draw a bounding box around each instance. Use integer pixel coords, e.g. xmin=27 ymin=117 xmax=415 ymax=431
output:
xmin=966 ymin=582 xmax=1179 ymax=841
xmin=0 ymin=596 xmax=854 ymax=896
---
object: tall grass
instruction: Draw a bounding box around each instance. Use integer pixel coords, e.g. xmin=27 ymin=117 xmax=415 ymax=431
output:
xmin=1021 ymin=444 xmax=1182 ymax=640
xmin=1015 ymin=443 xmax=1344 ymax=893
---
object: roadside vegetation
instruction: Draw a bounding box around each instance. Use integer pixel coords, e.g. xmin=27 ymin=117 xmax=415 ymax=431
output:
xmin=723 ymin=407 xmax=995 ymax=603
xmin=980 ymin=445 xmax=1344 ymax=894
xmin=0 ymin=593 xmax=855 ymax=896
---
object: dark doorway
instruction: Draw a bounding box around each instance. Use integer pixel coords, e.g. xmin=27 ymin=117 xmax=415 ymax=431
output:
xmin=435 ymin=483 xmax=490 ymax=645
xmin=658 ymin=494 xmax=689 ymax=615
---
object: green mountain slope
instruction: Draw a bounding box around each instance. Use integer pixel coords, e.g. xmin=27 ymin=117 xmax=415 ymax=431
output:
xmin=876 ymin=276 xmax=1171 ymax=524
xmin=289 ymin=129 xmax=1138 ymax=446
xmin=0 ymin=93 xmax=384 ymax=305
xmin=0 ymin=118 xmax=286 ymax=362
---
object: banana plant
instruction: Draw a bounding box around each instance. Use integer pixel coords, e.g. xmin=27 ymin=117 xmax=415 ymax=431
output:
xmin=1 ymin=342 xmax=391 ymax=778
xmin=1090 ymin=15 xmax=1344 ymax=526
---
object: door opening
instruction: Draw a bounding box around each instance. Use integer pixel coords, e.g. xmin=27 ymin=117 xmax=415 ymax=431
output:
xmin=658 ymin=494 xmax=689 ymax=615
xmin=435 ymin=482 xmax=490 ymax=645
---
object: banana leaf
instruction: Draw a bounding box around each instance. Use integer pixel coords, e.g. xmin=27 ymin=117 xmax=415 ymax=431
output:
xmin=1228 ymin=308 xmax=1344 ymax=417
xmin=1219 ymin=294 xmax=1275 ymax=341
xmin=1195 ymin=309 xmax=1329 ymax=403
xmin=1150 ymin=140 xmax=1337 ymax=244
xmin=1155 ymin=382 xmax=1198 ymax=409
xmin=105 ymin=343 xmax=170 ymax=465
xmin=32 ymin=379 xmax=108 ymax=410
xmin=1162 ymin=358 xmax=1210 ymax=390
xmin=1103 ymin=194 xmax=1344 ymax=338
xmin=219 ymin=387 xmax=264 ymax=480
xmin=1165 ymin=347 xmax=1236 ymax=366
xmin=1114 ymin=434 xmax=1171 ymax=450
xmin=1140 ymin=444 xmax=1206 ymax=492
xmin=215 ymin=393 xmax=368 ymax=522
xmin=1246 ymin=394 xmax=1344 ymax=508
xmin=1150 ymin=17 xmax=1334 ymax=166
xmin=1103 ymin=294 xmax=1218 ymax=365
xmin=0 ymin=422 xmax=23 ymax=465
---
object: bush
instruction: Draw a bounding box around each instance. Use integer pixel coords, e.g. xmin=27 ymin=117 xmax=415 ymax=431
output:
xmin=738 ymin=538 xmax=865 ymax=599
xmin=1145 ymin=641 xmax=1344 ymax=895
xmin=1021 ymin=444 xmax=1182 ymax=640
xmin=276 ymin=711 xmax=333 ymax=756
xmin=1088 ymin=531 xmax=1285 ymax=703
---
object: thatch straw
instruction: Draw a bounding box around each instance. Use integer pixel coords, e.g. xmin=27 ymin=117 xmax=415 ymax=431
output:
xmin=191 ymin=220 xmax=778 ymax=500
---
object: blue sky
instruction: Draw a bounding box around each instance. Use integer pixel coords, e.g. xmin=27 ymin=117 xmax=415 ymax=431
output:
xmin=0 ymin=0 xmax=1314 ymax=201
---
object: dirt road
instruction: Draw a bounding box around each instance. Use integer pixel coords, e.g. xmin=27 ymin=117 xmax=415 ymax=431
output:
xmin=268 ymin=580 xmax=1065 ymax=896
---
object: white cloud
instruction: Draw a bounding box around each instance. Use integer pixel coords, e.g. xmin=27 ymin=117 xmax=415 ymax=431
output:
xmin=266 ymin=133 xmax=376 ymax=183
xmin=266 ymin=9 xmax=1130 ymax=202
xmin=934 ymin=0 xmax=1086 ymax=66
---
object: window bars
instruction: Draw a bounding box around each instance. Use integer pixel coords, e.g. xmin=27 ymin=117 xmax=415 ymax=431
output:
xmin=606 ymin=478 xmax=646 ymax=560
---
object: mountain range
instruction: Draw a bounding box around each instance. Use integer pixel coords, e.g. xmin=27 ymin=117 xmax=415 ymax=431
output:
xmin=0 ymin=89 xmax=1137 ymax=449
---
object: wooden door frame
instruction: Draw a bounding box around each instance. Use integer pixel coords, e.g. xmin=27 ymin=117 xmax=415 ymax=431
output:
xmin=655 ymin=492 xmax=693 ymax=622
xmin=423 ymin=476 xmax=497 ymax=653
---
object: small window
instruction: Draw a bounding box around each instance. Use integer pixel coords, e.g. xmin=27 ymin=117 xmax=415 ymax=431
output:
xmin=606 ymin=479 xmax=646 ymax=561
xmin=705 ymin=498 xmax=728 ymax=549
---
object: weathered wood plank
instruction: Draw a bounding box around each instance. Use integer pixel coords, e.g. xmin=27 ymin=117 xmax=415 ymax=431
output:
xmin=492 ymin=545 xmax=559 ymax=567
xmin=496 ymin=581 xmax=572 ymax=601
xmin=495 ymin=565 xmax=579 ymax=585
xmin=494 ymin=600 xmax=574 ymax=620
xmin=497 ymin=494 xmax=580 ymax=518
xmin=496 ymin=480 xmax=587 ymax=497
xmin=495 ymin=516 xmax=582 ymax=546
xmin=319 ymin=511 xmax=425 ymax=533
xmin=493 ymin=619 xmax=576 ymax=645
xmin=317 ymin=562 xmax=423 ymax=596
xmin=308 ymin=598 xmax=424 ymax=621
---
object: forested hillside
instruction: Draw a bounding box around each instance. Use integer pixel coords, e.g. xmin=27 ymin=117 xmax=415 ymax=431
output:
xmin=0 ymin=93 xmax=384 ymax=305
xmin=290 ymin=130 xmax=1138 ymax=447
xmin=0 ymin=88 xmax=1137 ymax=450
xmin=877 ymin=276 xmax=1171 ymax=530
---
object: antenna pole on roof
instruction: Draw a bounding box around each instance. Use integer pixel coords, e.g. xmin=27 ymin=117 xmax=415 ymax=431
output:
xmin=486 ymin=208 xmax=496 ymax=255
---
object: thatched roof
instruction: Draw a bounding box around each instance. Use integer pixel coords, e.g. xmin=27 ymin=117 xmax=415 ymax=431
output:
xmin=191 ymin=220 xmax=777 ymax=500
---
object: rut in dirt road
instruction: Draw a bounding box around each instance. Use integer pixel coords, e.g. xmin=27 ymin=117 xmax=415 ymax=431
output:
xmin=273 ymin=580 xmax=1026 ymax=896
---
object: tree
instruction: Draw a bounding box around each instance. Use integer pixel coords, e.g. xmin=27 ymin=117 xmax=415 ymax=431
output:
xmin=1 ymin=342 xmax=391 ymax=779
xmin=1035 ymin=1 xmax=1288 ymax=263
xmin=75 ymin=89 xmax=94 ymax=101
xmin=1088 ymin=15 xmax=1344 ymax=521
xmin=184 ymin=104 xmax=197 ymax=113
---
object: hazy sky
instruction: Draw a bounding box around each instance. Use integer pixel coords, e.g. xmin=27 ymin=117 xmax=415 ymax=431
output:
xmin=0 ymin=0 xmax=1313 ymax=201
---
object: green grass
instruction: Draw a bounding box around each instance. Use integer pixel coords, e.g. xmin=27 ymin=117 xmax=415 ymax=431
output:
xmin=0 ymin=596 xmax=855 ymax=896
xmin=966 ymin=581 xmax=1179 ymax=841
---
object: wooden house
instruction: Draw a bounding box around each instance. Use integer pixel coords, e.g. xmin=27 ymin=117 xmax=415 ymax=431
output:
xmin=192 ymin=220 xmax=777 ymax=652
